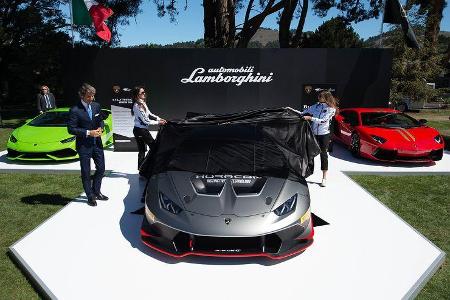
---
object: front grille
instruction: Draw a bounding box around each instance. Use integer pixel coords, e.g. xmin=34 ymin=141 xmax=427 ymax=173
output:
xmin=21 ymin=152 xmax=48 ymax=159
xmin=6 ymin=148 xmax=20 ymax=158
xmin=372 ymin=148 xmax=397 ymax=160
xmin=373 ymin=148 xmax=435 ymax=161
xmin=173 ymin=232 xmax=282 ymax=254
xmin=430 ymin=149 xmax=443 ymax=161
xmin=49 ymin=148 xmax=78 ymax=158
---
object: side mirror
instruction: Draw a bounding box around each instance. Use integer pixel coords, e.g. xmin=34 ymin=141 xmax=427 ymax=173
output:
xmin=418 ymin=119 xmax=427 ymax=124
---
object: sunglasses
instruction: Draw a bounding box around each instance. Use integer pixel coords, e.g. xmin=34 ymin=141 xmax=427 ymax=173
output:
xmin=139 ymin=91 xmax=146 ymax=95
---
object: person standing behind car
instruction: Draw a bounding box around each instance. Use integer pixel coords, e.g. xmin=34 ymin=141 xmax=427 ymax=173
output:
xmin=287 ymin=91 xmax=338 ymax=187
xmin=37 ymin=85 xmax=56 ymax=113
xmin=132 ymin=86 xmax=167 ymax=169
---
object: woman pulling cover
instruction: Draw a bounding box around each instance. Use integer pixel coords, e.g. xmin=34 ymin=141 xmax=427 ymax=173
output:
xmin=131 ymin=86 xmax=166 ymax=169
xmin=287 ymin=90 xmax=338 ymax=187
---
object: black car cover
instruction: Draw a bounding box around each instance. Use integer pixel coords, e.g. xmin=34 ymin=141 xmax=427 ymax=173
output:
xmin=139 ymin=108 xmax=321 ymax=182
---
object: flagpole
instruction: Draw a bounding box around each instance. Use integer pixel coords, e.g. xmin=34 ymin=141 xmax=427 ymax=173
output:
xmin=69 ymin=0 xmax=75 ymax=48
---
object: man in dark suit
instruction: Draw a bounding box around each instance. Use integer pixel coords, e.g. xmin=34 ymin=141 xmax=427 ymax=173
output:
xmin=37 ymin=85 xmax=56 ymax=113
xmin=68 ymin=83 xmax=108 ymax=206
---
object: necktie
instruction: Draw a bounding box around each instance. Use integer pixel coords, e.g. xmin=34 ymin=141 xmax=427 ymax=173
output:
xmin=87 ymin=104 xmax=93 ymax=120
xmin=45 ymin=95 xmax=50 ymax=108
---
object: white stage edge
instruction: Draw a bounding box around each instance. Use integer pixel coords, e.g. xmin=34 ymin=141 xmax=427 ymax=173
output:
xmin=4 ymin=145 xmax=449 ymax=300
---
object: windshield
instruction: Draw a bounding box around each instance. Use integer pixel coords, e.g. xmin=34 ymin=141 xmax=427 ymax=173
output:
xmin=29 ymin=112 xmax=69 ymax=127
xmin=361 ymin=112 xmax=421 ymax=128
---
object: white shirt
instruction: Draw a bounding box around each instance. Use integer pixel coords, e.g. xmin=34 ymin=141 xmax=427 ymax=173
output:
xmin=133 ymin=103 xmax=161 ymax=128
xmin=288 ymin=103 xmax=336 ymax=135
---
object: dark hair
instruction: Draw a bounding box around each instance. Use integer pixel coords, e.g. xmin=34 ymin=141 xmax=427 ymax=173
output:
xmin=131 ymin=86 xmax=145 ymax=116
xmin=78 ymin=83 xmax=96 ymax=98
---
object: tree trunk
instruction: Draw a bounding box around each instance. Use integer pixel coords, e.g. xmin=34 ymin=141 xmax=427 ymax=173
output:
xmin=279 ymin=0 xmax=298 ymax=48
xmin=203 ymin=0 xmax=235 ymax=48
xmin=237 ymin=0 xmax=285 ymax=48
xmin=291 ymin=0 xmax=308 ymax=48
xmin=424 ymin=0 xmax=445 ymax=48
xmin=203 ymin=0 xmax=216 ymax=48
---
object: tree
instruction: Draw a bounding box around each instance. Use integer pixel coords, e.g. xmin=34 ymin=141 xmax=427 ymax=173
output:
xmin=0 ymin=1 xmax=71 ymax=105
xmin=386 ymin=27 xmax=444 ymax=102
xmin=302 ymin=17 xmax=363 ymax=48
xmin=406 ymin=0 xmax=447 ymax=48
xmin=73 ymin=0 xmax=143 ymax=46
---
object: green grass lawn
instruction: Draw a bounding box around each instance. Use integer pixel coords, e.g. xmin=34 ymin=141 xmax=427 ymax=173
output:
xmin=0 ymin=173 xmax=83 ymax=299
xmin=0 ymin=128 xmax=13 ymax=151
xmin=350 ymin=175 xmax=449 ymax=300
xmin=407 ymin=109 xmax=450 ymax=136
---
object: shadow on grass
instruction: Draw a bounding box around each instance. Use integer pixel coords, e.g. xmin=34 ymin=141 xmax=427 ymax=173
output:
xmin=21 ymin=194 xmax=72 ymax=206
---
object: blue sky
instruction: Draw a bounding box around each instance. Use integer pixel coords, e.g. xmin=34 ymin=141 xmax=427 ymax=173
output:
xmin=65 ymin=1 xmax=450 ymax=46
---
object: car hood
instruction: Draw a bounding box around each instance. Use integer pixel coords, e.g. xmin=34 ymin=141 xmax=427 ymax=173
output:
xmin=153 ymin=171 xmax=309 ymax=217
xmin=13 ymin=124 xmax=72 ymax=143
xmin=361 ymin=126 xmax=440 ymax=148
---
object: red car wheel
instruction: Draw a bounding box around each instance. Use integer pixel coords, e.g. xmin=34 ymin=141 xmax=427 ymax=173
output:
xmin=351 ymin=133 xmax=361 ymax=158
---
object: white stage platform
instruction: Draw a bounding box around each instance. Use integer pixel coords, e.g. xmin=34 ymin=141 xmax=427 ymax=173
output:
xmin=4 ymin=145 xmax=449 ymax=300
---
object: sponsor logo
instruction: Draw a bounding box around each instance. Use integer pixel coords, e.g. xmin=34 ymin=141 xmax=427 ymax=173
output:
xmin=112 ymin=85 xmax=120 ymax=93
xmin=195 ymin=174 xmax=258 ymax=179
xmin=214 ymin=249 xmax=242 ymax=253
xmin=181 ymin=66 xmax=274 ymax=86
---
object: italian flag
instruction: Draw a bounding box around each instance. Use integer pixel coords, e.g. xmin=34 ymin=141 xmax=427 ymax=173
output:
xmin=72 ymin=0 xmax=113 ymax=42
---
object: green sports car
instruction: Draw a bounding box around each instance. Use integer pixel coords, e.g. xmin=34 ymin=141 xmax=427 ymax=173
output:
xmin=6 ymin=108 xmax=114 ymax=161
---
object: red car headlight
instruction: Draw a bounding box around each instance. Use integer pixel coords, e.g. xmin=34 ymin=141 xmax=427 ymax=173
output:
xmin=434 ymin=135 xmax=443 ymax=144
xmin=371 ymin=135 xmax=386 ymax=144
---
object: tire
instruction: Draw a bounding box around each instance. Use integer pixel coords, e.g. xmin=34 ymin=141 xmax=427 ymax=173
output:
xmin=396 ymin=102 xmax=407 ymax=112
xmin=350 ymin=133 xmax=361 ymax=158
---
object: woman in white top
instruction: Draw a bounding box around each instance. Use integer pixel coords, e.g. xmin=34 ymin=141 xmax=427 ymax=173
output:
xmin=288 ymin=91 xmax=338 ymax=187
xmin=131 ymin=86 xmax=166 ymax=169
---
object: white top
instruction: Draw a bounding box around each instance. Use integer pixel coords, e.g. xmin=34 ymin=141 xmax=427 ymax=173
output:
xmin=288 ymin=103 xmax=336 ymax=135
xmin=133 ymin=102 xmax=161 ymax=128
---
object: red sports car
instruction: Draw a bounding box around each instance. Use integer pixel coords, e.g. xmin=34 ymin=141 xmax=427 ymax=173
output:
xmin=332 ymin=108 xmax=445 ymax=162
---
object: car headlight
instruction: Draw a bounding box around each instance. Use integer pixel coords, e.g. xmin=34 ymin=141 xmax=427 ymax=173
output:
xmin=371 ymin=135 xmax=386 ymax=144
xmin=9 ymin=135 xmax=17 ymax=143
xmin=274 ymin=194 xmax=297 ymax=216
xmin=60 ymin=136 xmax=76 ymax=143
xmin=159 ymin=192 xmax=182 ymax=214
xmin=434 ymin=135 xmax=443 ymax=144
xmin=299 ymin=208 xmax=311 ymax=224
xmin=145 ymin=205 xmax=157 ymax=224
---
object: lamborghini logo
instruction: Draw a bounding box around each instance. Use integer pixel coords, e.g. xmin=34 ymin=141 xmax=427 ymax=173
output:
xmin=224 ymin=218 xmax=232 ymax=225
xmin=304 ymin=85 xmax=313 ymax=94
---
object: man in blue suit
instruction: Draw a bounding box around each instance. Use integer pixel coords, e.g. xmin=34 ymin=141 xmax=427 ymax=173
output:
xmin=68 ymin=83 xmax=108 ymax=206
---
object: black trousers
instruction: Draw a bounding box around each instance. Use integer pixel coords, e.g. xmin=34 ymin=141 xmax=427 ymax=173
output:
xmin=78 ymin=143 xmax=105 ymax=198
xmin=133 ymin=127 xmax=155 ymax=169
xmin=315 ymin=134 xmax=330 ymax=171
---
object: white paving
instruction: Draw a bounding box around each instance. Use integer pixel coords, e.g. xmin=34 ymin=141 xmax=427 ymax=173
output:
xmin=4 ymin=144 xmax=449 ymax=300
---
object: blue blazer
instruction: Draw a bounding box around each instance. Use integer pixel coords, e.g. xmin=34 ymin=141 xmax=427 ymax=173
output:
xmin=68 ymin=101 xmax=105 ymax=149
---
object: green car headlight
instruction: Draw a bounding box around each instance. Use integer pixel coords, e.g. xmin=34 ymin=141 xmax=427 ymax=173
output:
xmin=9 ymin=135 xmax=18 ymax=143
xmin=60 ymin=136 xmax=76 ymax=143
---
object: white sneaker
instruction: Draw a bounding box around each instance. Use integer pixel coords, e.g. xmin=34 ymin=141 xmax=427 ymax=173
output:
xmin=320 ymin=179 xmax=327 ymax=187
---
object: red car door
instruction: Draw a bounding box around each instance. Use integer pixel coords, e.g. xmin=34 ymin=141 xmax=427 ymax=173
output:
xmin=336 ymin=110 xmax=358 ymax=145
